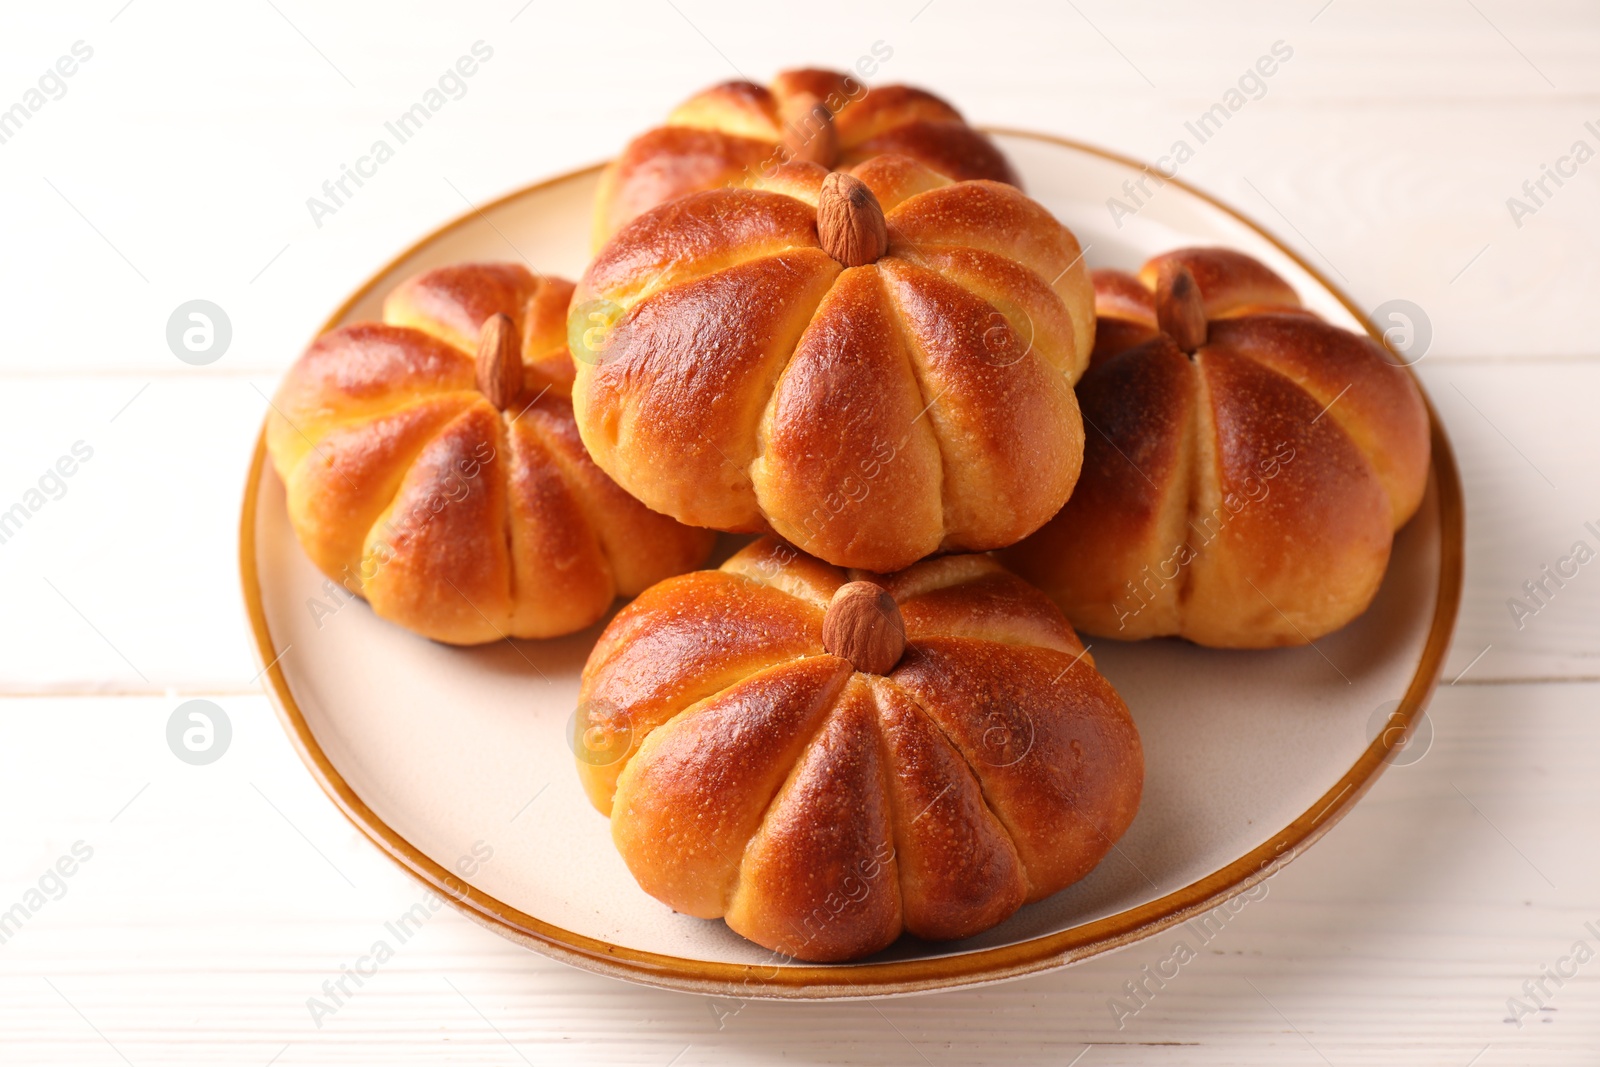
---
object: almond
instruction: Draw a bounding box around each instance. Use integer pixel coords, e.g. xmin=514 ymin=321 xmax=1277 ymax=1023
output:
xmin=817 ymin=172 xmax=888 ymax=268
xmin=822 ymin=580 xmax=906 ymax=675
xmin=476 ymin=312 xmax=522 ymax=410
xmin=1155 ymin=260 xmax=1208 ymax=354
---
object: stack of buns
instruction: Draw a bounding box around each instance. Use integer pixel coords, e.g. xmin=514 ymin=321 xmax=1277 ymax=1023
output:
xmin=266 ymin=68 xmax=1430 ymax=963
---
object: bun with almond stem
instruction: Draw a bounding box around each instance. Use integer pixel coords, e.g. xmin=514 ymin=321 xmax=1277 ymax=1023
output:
xmin=592 ymin=67 xmax=1020 ymax=247
xmin=266 ymin=262 xmax=715 ymax=645
xmin=570 ymin=154 xmax=1095 ymax=573
xmin=577 ymin=537 xmax=1143 ymax=963
xmin=1004 ymin=247 xmax=1430 ymax=648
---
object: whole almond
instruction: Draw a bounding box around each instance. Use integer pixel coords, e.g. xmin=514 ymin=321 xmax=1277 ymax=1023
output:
xmin=817 ymin=172 xmax=888 ymax=268
xmin=476 ymin=312 xmax=522 ymax=410
xmin=822 ymin=580 xmax=906 ymax=675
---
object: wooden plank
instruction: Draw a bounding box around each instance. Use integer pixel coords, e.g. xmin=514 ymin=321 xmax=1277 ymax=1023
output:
xmin=0 ymin=375 xmax=270 ymax=694
xmin=1423 ymin=360 xmax=1600 ymax=685
xmin=0 ymin=3 xmax=1595 ymax=380
xmin=0 ymin=360 xmax=1592 ymax=692
xmin=4 ymin=3 xmax=1598 ymax=1058
xmin=0 ymin=680 xmax=1594 ymax=1063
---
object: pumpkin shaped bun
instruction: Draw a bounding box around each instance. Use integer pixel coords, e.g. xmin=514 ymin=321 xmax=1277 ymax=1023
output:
xmin=592 ymin=66 xmax=1019 ymax=246
xmin=570 ymin=155 xmax=1096 ymax=573
xmin=576 ymin=538 xmax=1143 ymax=962
xmin=266 ymin=262 xmax=715 ymax=645
xmin=1004 ymin=248 xmax=1431 ymax=649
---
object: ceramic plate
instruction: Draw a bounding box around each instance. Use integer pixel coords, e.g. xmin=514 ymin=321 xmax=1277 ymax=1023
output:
xmin=241 ymin=130 xmax=1464 ymax=998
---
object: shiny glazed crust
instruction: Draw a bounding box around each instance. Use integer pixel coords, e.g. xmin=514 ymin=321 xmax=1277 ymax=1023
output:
xmin=592 ymin=67 xmax=1021 ymax=246
xmin=572 ymin=155 xmax=1095 ymax=573
xmin=1004 ymin=247 xmax=1430 ymax=648
xmin=265 ymin=262 xmax=715 ymax=644
xmin=577 ymin=538 xmax=1143 ymax=962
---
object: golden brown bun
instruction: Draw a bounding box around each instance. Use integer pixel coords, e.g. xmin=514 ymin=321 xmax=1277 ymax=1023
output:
xmin=384 ymin=262 xmax=579 ymax=396
xmin=572 ymin=155 xmax=1095 ymax=573
xmin=592 ymin=67 xmax=1020 ymax=246
xmin=1004 ymin=248 xmax=1430 ymax=648
xmin=577 ymin=538 xmax=1143 ymax=962
xmin=266 ymin=262 xmax=715 ymax=645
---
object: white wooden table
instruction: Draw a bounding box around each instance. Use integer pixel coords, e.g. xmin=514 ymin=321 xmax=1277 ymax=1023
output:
xmin=3 ymin=1 xmax=1596 ymax=1062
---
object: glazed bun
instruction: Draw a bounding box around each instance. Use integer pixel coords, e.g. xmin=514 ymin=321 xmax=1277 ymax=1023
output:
xmin=593 ymin=67 xmax=1020 ymax=246
xmin=266 ymin=262 xmax=714 ymax=644
xmin=1005 ymin=248 xmax=1430 ymax=648
xmin=577 ymin=538 xmax=1143 ymax=962
xmin=571 ymin=155 xmax=1095 ymax=573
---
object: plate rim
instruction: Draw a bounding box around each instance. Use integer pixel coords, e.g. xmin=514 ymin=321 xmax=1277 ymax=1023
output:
xmin=238 ymin=128 xmax=1466 ymax=999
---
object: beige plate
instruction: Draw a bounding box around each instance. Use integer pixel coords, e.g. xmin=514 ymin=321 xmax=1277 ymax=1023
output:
xmin=240 ymin=130 xmax=1464 ymax=999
